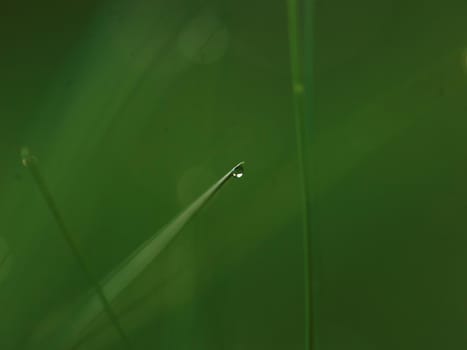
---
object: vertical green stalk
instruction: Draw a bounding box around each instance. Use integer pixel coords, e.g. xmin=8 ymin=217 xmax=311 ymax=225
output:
xmin=286 ymin=0 xmax=313 ymax=349
xmin=303 ymin=0 xmax=315 ymax=347
xmin=21 ymin=148 xmax=132 ymax=349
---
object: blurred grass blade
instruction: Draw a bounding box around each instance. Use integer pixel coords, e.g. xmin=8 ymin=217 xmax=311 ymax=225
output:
xmin=303 ymin=0 xmax=315 ymax=348
xmin=21 ymin=148 xmax=132 ymax=349
xmin=38 ymin=160 xmax=244 ymax=349
xmin=102 ymin=161 xmax=245 ymax=301
xmin=286 ymin=0 xmax=313 ymax=349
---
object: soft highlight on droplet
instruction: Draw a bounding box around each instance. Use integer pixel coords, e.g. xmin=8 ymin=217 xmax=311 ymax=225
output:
xmin=20 ymin=147 xmax=36 ymax=167
xmin=232 ymin=163 xmax=244 ymax=178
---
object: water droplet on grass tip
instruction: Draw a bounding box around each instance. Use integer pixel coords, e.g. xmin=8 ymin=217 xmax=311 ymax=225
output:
xmin=20 ymin=147 xmax=38 ymax=167
xmin=232 ymin=164 xmax=244 ymax=178
xmin=21 ymin=147 xmax=32 ymax=167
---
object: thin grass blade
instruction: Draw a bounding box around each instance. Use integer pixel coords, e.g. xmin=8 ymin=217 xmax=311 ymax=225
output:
xmin=286 ymin=0 xmax=313 ymax=348
xmin=21 ymin=148 xmax=132 ymax=349
xmin=32 ymin=160 xmax=244 ymax=349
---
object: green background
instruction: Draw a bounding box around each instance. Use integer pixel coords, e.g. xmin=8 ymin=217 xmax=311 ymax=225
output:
xmin=0 ymin=0 xmax=466 ymax=349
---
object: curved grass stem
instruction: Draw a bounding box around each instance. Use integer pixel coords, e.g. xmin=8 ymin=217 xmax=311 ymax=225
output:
xmin=21 ymin=147 xmax=132 ymax=349
xmin=25 ymin=155 xmax=244 ymax=349
xmin=286 ymin=1 xmax=313 ymax=349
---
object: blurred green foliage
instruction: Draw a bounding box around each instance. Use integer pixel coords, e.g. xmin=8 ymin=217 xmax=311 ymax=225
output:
xmin=0 ymin=0 xmax=466 ymax=349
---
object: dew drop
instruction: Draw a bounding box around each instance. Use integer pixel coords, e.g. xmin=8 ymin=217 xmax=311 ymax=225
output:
xmin=232 ymin=164 xmax=244 ymax=178
xmin=20 ymin=147 xmax=36 ymax=167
